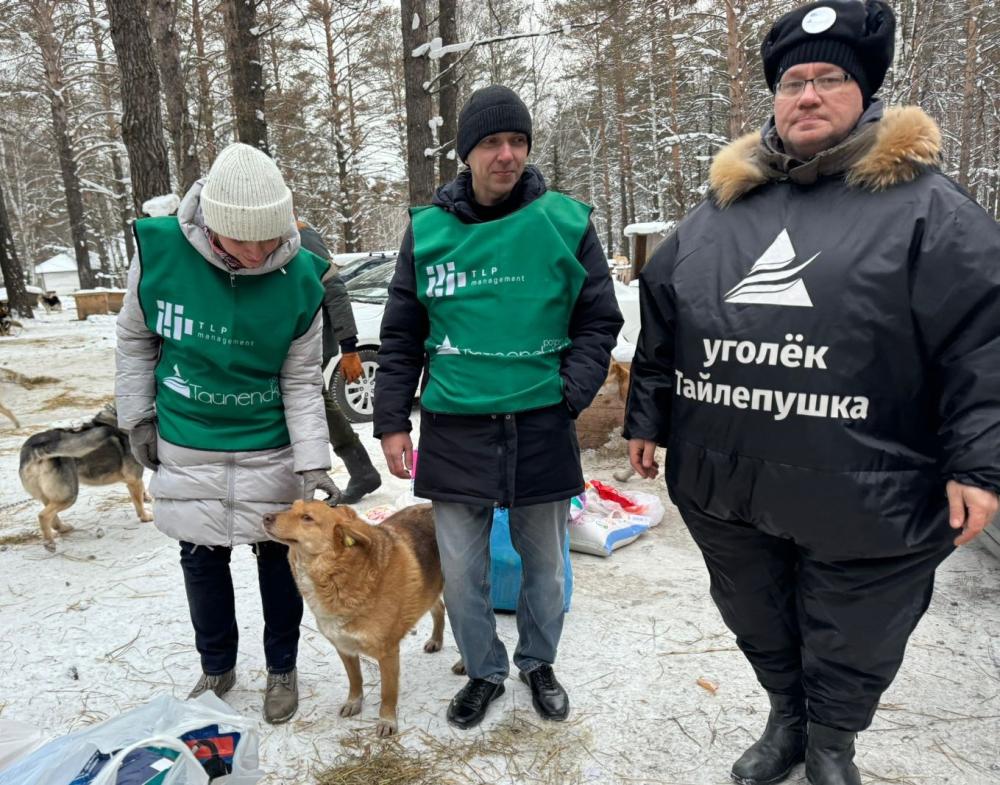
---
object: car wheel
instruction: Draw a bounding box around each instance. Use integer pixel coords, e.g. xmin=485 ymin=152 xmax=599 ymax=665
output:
xmin=333 ymin=348 xmax=379 ymax=423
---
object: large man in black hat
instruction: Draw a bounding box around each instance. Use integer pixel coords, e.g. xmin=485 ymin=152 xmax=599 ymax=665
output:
xmin=376 ymin=86 xmax=622 ymax=730
xmin=624 ymin=2 xmax=1000 ymax=784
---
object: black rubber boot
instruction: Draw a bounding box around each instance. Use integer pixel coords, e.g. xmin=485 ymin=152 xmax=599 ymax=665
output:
xmin=731 ymin=693 xmax=807 ymax=785
xmin=805 ymin=723 xmax=861 ymax=785
xmin=334 ymin=443 xmax=382 ymax=504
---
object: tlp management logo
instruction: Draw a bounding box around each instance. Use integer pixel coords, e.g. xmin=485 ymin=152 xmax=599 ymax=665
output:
xmin=156 ymin=300 xmax=194 ymax=340
xmin=425 ymin=262 xmax=467 ymax=297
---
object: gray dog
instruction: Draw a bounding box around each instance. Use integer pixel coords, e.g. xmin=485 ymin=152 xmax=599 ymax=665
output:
xmin=19 ymin=405 xmax=152 ymax=550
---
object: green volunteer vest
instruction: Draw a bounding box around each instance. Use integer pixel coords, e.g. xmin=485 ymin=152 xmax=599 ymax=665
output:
xmin=412 ymin=190 xmax=591 ymax=414
xmin=134 ymin=217 xmax=327 ymax=450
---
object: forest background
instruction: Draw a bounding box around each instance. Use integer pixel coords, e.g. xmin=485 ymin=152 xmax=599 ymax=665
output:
xmin=0 ymin=0 xmax=995 ymax=314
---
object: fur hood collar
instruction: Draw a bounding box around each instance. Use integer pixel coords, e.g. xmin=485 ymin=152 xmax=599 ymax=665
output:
xmin=709 ymin=105 xmax=942 ymax=208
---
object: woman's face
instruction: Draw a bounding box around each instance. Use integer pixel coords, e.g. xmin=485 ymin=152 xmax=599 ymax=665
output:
xmin=215 ymin=235 xmax=282 ymax=268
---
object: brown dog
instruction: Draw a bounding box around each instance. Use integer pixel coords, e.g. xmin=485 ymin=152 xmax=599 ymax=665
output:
xmin=263 ymin=501 xmax=456 ymax=736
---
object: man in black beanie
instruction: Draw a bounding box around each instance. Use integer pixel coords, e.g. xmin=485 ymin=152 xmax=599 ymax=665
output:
xmin=626 ymin=1 xmax=1000 ymax=784
xmin=375 ymin=86 xmax=622 ymax=730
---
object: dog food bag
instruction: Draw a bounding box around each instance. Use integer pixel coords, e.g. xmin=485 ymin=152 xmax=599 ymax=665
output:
xmin=568 ymin=481 xmax=665 ymax=556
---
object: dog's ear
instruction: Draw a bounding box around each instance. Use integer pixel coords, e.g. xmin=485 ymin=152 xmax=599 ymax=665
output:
xmin=332 ymin=521 xmax=372 ymax=550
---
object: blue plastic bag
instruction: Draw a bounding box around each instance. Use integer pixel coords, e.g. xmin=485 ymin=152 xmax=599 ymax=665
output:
xmin=490 ymin=508 xmax=573 ymax=612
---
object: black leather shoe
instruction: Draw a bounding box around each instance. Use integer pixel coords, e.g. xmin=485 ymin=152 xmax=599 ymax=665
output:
xmin=519 ymin=665 xmax=569 ymax=721
xmin=805 ymin=723 xmax=861 ymax=785
xmin=731 ymin=693 xmax=806 ymax=784
xmin=446 ymin=678 xmax=505 ymax=729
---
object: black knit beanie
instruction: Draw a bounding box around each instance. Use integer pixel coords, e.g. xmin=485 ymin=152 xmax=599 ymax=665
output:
xmin=761 ymin=0 xmax=895 ymax=101
xmin=457 ymin=85 xmax=532 ymax=162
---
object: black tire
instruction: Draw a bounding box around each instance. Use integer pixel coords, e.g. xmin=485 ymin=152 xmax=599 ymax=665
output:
xmin=333 ymin=348 xmax=379 ymax=424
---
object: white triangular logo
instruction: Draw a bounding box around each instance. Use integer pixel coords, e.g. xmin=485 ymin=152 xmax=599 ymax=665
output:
xmin=724 ymin=229 xmax=818 ymax=307
xmin=436 ymin=335 xmax=460 ymax=355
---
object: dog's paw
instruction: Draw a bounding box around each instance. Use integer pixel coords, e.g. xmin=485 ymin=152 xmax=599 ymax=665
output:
xmin=423 ymin=638 xmax=442 ymax=653
xmin=139 ymin=512 xmax=154 ymax=522
xmin=43 ymin=539 xmax=57 ymax=553
xmin=451 ymin=658 xmax=466 ymax=675
xmin=339 ymin=698 xmax=363 ymax=717
xmin=375 ymin=718 xmax=397 ymax=737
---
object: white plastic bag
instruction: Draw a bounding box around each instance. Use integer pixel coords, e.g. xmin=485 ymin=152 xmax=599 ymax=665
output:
xmin=0 ymin=720 xmax=46 ymax=773
xmin=0 ymin=693 xmax=263 ymax=785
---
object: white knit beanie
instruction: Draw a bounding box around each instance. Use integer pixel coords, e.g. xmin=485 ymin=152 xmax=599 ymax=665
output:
xmin=200 ymin=143 xmax=293 ymax=241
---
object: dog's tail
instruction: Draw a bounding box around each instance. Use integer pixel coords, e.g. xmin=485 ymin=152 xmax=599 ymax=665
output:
xmin=19 ymin=425 xmax=116 ymax=468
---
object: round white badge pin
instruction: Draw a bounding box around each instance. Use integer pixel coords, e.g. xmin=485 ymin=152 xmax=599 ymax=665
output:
xmin=802 ymin=7 xmax=837 ymax=33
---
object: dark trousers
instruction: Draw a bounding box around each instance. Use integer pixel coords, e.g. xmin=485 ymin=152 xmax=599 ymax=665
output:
xmin=322 ymin=384 xmax=360 ymax=451
xmin=179 ymin=540 xmax=303 ymax=675
xmin=680 ymin=507 xmax=953 ymax=732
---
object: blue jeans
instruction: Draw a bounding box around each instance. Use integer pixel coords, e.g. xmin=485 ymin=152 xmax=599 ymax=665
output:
xmin=433 ymin=500 xmax=569 ymax=683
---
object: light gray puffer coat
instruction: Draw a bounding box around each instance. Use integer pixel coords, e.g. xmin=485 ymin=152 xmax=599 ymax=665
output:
xmin=115 ymin=182 xmax=331 ymax=546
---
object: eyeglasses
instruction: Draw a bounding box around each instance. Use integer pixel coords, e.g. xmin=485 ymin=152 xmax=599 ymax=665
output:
xmin=776 ymin=72 xmax=852 ymax=99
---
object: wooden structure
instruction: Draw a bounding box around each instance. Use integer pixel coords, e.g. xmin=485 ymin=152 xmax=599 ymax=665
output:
xmin=623 ymin=221 xmax=674 ymax=281
xmin=70 ymin=289 xmax=126 ymax=320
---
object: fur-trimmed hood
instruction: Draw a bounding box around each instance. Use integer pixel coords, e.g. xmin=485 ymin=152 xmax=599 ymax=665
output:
xmin=709 ymin=105 xmax=942 ymax=208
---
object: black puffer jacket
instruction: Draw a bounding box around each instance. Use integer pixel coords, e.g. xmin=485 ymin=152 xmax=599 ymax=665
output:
xmin=375 ymin=166 xmax=623 ymax=507
xmin=625 ymin=105 xmax=1000 ymax=558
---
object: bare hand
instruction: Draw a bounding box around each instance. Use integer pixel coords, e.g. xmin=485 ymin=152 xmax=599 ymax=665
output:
xmin=381 ymin=432 xmax=414 ymax=480
xmin=340 ymin=352 xmax=364 ymax=383
xmin=628 ymin=438 xmax=659 ymax=480
xmin=946 ymin=480 xmax=999 ymax=546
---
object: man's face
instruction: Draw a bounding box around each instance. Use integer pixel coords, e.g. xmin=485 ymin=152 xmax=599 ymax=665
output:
xmin=465 ymin=131 xmax=529 ymax=205
xmin=774 ymin=62 xmax=864 ymax=160
xmin=216 ymin=235 xmax=282 ymax=268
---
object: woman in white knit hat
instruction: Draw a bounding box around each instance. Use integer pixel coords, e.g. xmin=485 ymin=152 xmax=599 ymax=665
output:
xmin=115 ymin=142 xmax=340 ymax=724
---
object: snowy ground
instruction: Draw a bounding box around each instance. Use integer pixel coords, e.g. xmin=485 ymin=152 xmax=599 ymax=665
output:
xmin=1 ymin=310 xmax=998 ymax=785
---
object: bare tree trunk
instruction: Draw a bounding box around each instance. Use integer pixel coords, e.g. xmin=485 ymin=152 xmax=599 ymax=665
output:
xmin=319 ymin=0 xmax=358 ymax=251
xmin=223 ymin=0 xmax=269 ymax=153
xmin=85 ymin=0 xmax=134 ymax=263
xmin=106 ymin=0 xmax=173 ymax=218
xmin=724 ymin=0 xmax=746 ymax=140
xmin=33 ymin=0 xmax=95 ymax=288
xmin=594 ymin=30 xmax=614 ymax=253
xmin=957 ymin=0 xmax=981 ymax=188
xmin=0 ymin=181 xmax=34 ymax=318
xmin=664 ymin=0 xmax=685 ymax=217
xmin=191 ymin=0 xmax=217 ymax=162
xmin=343 ymin=32 xmax=368 ymax=246
xmin=438 ymin=0 xmax=459 ymax=184
xmin=611 ymin=4 xmax=635 ymax=255
xmin=400 ymin=0 xmax=435 ymax=205
xmin=150 ymin=0 xmax=200 ymax=193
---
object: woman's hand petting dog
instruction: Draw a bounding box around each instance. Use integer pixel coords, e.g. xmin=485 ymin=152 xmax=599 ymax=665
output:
xmin=299 ymin=469 xmax=341 ymax=503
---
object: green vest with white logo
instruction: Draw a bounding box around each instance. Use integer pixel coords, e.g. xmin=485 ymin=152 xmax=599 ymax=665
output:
xmin=134 ymin=217 xmax=326 ymax=450
xmin=411 ymin=190 xmax=591 ymax=414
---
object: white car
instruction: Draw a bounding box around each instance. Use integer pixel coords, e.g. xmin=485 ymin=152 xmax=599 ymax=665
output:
xmin=328 ymin=260 xmax=642 ymax=423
